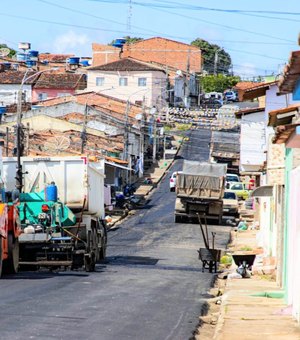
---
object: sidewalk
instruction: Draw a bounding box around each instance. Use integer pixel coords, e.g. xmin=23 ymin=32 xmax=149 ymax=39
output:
xmin=213 ymin=228 xmax=300 ymax=340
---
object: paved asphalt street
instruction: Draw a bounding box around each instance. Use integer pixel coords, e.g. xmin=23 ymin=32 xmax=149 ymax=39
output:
xmin=0 ymin=129 xmax=231 ymax=340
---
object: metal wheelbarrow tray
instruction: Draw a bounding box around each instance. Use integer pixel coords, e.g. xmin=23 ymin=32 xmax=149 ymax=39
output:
xmin=198 ymin=248 xmax=222 ymax=273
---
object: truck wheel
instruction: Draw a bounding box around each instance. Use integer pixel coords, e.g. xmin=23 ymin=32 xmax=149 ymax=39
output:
xmin=4 ymin=234 xmax=19 ymax=274
xmin=175 ymin=215 xmax=181 ymax=223
xmin=218 ymin=215 xmax=223 ymax=225
xmin=99 ymin=246 xmax=106 ymax=261
xmin=84 ymin=254 xmax=96 ymax=272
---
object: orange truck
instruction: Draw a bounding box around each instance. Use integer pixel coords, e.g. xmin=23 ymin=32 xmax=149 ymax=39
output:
xmin=0 ymin=202 xmax=21 ymax=277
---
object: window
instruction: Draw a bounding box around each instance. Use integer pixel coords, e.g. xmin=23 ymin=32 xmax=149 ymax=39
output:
xmin=57 ymin=93 xmax=71 ymax=97
xmin=138 ymin=77 xmax=147 ymax=86
xmin=38 ymin=93 xmax=48 ymax=101
xmin=119 ymin=77 xmax=128 ymax=86
xmin=96 ymin=77 xmax=105 ymax=86
xmin=231 ymin=184 xmax=243 ymax=190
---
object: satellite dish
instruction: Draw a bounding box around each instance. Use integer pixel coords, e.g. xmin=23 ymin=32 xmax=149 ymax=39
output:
xmin=0 ymin=48 xmax=10 ymax=57
xmin=44 ymin=136 xmax=71 ymax=154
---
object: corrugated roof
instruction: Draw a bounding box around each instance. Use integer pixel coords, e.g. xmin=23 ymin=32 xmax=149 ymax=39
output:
xmin=278 ymin=50 xmax=300 ymax=94
xmin=88 ymin=57 xmax=166 ymax=72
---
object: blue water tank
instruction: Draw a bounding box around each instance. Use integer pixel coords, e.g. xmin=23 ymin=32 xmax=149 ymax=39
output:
xmin=17 ymin=53 xmax=26 ymax=61
xmin=0 ymin=106 xmax=7 ymax=114
xmin=29 ymin=50 xmax=39 ymax=58
xmin=25 ymin=60 xmax=36 ymax=67
xmin=2 ymin=63 xmax=11 ymax=70
xmin=80 ymin=60 xmax=90 ymax=67
xmin=68 ymin=57 xmax=80 ymax=65
xmin=45 ymin=182 xmax=58 ymax=202
xmin=112 ymin=38 xmax=127 ymax=48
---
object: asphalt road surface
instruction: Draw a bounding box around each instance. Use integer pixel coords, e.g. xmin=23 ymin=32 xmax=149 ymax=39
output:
xmin=0 ymin=128 xmax=231 ymax=340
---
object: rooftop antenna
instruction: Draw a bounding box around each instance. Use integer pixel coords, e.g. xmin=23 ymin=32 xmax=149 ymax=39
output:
xmin=127 ymin=0 xmax=132 ymax=33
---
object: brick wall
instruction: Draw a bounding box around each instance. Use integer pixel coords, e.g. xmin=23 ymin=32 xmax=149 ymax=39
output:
xmin=92 ymin=38 xmax=202 ymax=73
xmin=92 ymin=43 xmax=121 ymax=67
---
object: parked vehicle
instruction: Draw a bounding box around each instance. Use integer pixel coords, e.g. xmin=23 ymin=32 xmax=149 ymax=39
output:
xmin=224 ymin=90 xmax=238 ymax=102
xmin=225 ymin=173 xmax=240 ymax=189
xmin=174 ymin=161 xmax=227 ymax=223
xmin=170 ymin=171 xmax=182 ymax=192
xmin=223 ymin=191 xmax=239 ymax=216
xmin=229 ymin=182 xmax=250 ymax=200
xmin=2 ymin=156 xmax=107 ymax=272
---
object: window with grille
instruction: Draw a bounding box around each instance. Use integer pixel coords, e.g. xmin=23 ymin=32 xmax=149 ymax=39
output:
xmin=96 ymin=77 xmax=105 ymax=86
xmin=119 ymin=77 xmax=128 ymax=86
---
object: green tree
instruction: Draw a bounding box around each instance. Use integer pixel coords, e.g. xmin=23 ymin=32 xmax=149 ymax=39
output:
xmin=199 ymin=74 xmax=240 ymax=93
xmin=0 ymin=44 xmax=16 ymax=58
xmin=109 ymin=36 xmax=143 ymax=46
xmin=191 ymin=38 xmax=232 ymax=75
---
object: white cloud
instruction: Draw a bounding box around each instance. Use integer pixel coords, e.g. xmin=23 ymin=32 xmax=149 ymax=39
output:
xmin=233 ymin=62 xmax=258 ymax=78
xmin=52 ymin=31 xmax=90 ymax=54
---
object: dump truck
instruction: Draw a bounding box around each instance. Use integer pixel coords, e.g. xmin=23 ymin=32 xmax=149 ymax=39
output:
xmin=2 ymin=156 xmax=107 ymax=272
xmin=174 ymin=161 xmax=227 ymax=224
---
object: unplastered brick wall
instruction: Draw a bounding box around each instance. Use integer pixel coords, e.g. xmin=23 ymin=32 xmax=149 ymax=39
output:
xmin=122 ymin=38 xmax=202 ymax=73
xmin=92 ymin=43 xmax=121 ymax=67
xmin=92 ymin=38 xmax=202 ymax=72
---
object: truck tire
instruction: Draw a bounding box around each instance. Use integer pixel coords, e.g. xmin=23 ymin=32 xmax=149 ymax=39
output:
xmin=218 ymin=215 xmax=223 ymax=225
xmin=3 ymin=234 xmax=19 ymax=274
xmin=175 ymin=215 xmax=181 ymax=223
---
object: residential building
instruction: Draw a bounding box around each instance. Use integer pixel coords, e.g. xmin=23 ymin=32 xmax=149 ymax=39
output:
xmin=87 ymin=58 xmax=167 ymax=107
xmin=32 ymin=73 xmax=87 ymax=102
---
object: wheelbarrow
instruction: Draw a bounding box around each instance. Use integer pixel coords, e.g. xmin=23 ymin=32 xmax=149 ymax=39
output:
xmin=198 ymin=248 xmax=221 ymax=273
xmin=197 ymin=214 xmax=222 ymax=273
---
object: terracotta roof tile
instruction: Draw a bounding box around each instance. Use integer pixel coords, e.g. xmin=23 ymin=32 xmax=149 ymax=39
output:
xmin=278 ymin=50 xmax=300 ymax=94
xmin=39 ymin=53 xmax=74 ymax=63
xmin=88 ymin=57 xmax=165 ymax=72
xmin=0 ymin=70 xmax=39 ymax=84
xmin=34 ymin=73 xmax=86 ymax=89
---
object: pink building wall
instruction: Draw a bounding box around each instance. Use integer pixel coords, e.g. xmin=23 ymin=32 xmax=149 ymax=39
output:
xmin=32 ymin=88 xmax=76 ymax=102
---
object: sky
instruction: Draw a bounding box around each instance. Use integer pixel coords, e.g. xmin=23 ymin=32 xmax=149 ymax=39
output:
xmin=1 ymin=0 xmax=300 ymax=78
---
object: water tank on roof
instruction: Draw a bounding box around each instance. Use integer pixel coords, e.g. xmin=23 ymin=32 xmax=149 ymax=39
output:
xmin=112 ymin=38 xmax=127 ymax=48
xmin=29 ymin=50 xmax=39 ymax=58
xmin=80 ymin=60 xmax=90 ymax=67
xmin=0 ymin=106 xmax=7 ymax=114
xmin=18 ymin=42 xmax=31 ymax=50
xmin=2 ymin=63 xmax=11 ymax=70
xmin=25 ymin=60 xmax=36 ymax=67
xmin=17 ymin=53 xmax=26 ymax=61
xmin=68 ymin=57 xmax=80 ymax=65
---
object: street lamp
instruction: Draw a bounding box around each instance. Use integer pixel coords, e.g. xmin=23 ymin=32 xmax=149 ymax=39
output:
xmin=16 ymin=68 xmax=56 ymax=192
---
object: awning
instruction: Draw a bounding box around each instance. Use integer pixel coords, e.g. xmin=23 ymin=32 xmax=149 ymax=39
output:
xmin=105 ymin=161 xmax=131 ymax=171
xmin=251 ymin=185 xmax=273 ymax=197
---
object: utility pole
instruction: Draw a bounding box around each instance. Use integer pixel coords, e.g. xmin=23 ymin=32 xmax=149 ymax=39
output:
xmin=123 ymin=100 xmax=130 ymax=182
xmin=214 ymin=49 xmax=219 ymax=75
xmin=152 ymin=109 xmax=157 ymax=164
xmin=81 ymin=104 xmax=88 ymax=154
xmin=16 ymin=87 xmax=24 ymax=192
